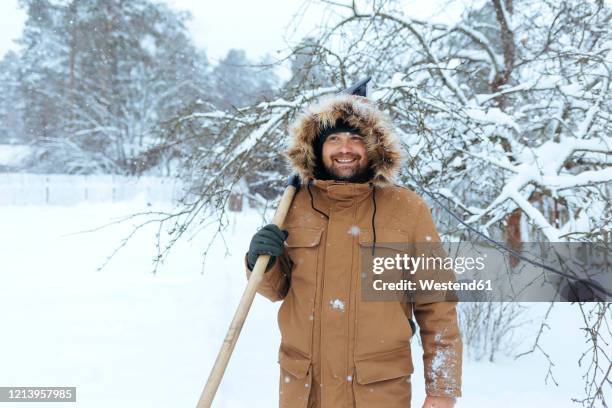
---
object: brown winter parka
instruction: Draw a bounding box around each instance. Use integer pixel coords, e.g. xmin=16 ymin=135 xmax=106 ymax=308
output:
xmin=246 ymin=94 xmax=463 ymax=408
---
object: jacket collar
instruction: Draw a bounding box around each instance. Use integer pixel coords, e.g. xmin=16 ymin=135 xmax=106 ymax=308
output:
xmin=310 ymin=179 xmax=373 ymax=203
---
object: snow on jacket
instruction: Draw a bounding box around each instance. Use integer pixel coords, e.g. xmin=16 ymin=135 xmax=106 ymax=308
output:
xmin=246 ymin=93 xmax=463 ymax=407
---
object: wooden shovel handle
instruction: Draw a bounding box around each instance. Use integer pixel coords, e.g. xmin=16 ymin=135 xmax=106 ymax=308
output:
xmin=196 ymin=177 xmax=299 ymax=408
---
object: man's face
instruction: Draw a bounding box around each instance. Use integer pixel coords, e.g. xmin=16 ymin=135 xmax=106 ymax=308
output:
xmin=321 ymin=132 xmax=369 ymax=182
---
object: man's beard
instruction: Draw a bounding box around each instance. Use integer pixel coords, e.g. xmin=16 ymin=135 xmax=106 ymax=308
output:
xmin=315 ymin=156 xmax=373 ymax=183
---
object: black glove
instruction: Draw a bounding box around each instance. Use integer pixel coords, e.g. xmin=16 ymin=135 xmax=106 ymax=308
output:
xmin=247 ymin=224 xmax=289 ymax=271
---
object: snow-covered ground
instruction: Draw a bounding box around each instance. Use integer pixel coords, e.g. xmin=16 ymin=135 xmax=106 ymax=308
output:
xmin=0 ymin=194 xmax=604 ymax=407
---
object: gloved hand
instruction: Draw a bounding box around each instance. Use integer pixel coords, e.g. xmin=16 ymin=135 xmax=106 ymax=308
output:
xmin=247 ymin=224 xmax=289 ymax=271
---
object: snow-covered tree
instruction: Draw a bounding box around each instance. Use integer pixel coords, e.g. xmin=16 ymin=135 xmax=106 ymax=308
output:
xmin=284 ymin=36 xmax=334 ymax=96
xmin=211 ymin=48 xmax=280 ymax=111
xmin=8 ymin=0 xmax=212 ymax=174
xmin=164 ymin=0 xmax=610 ymax=243
xmin=17 ymin=0 xmax=68 ymax=145
xmin=0 ymin=51 xmax=23 ymax=143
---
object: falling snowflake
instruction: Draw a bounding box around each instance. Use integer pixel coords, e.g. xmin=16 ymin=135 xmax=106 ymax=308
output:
xmin=347 ymin=375 xmax=353 ymax=381
xmin=348 ymin=226 xmax=361 ymax=236
xmin=329 ymin=299 xmax=345 ymax=311
xmin=284 ymin=376 xmax=291 ymax=383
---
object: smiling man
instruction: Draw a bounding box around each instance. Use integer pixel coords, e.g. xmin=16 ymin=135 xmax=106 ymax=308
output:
xmin=245 ymin=82 xmax=462 ymax=408
xmin=312 ymin=119 xmax=372 ymax=183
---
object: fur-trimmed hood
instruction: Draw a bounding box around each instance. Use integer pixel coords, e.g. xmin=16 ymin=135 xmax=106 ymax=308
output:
xmin=286 ymin=94 xmax=403 ymax=187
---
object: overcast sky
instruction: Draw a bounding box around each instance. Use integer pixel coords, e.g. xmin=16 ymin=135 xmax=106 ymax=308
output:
xmin=0 ymin=0 xmax=26 ymax=58
xmin=163 ymin=0 xmax=481 ymax=63
xmin=0 ymin=0 xmax=482 ymax=63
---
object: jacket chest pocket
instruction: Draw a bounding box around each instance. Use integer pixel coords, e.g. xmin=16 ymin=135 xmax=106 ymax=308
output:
xmin=285 ymin=227 xmax=323 ymax=289
xmin=277 ymin=228 xmax=323 ymax=357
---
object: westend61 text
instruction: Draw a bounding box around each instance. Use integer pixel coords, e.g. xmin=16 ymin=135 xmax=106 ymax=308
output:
xmin=372 ymin=279 xmax=493 ymax=291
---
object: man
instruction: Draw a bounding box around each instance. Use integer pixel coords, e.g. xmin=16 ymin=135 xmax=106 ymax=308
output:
xmin=245 ymin=86 xmax=462 ymax=407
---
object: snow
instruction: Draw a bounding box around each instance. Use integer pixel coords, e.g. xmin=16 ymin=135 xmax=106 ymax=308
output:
xmin=542 ymin=167 xmax=612 ymax=190
xmin=465 ymin=107 xmax=521 ymax=132
xmin=497 ymin=0 xmax=515 ymax=32
xmin=0 ymin=196 xmax=280 ymax=408
xmin=465 ymin=135 xmax=612 ymax=240
xmin=0 ymin=173 xmax=183 ymax=205
xmin=140 ymin=34 xmax=157 ymax=56
xmin=329 ymin=298 xmax=345 ymax=311
xmin=454 ymin=23 xmax=503 ymax=76
xmin=348 ymin=225 xmax=361 ymax=236
xmin=509 ymin=191 xmax=561 ymax=242
xmin=0 ymin=181 xmax=606 ymax=407
xmin=390 ymin=71 xmax=414 ymax=89
xmin=0 ymin=144 xmax=31 ymax=166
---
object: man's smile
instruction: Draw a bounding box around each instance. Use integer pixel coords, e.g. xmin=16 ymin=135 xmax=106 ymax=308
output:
xmin=333 ymin=156 xmax=360 ymax=167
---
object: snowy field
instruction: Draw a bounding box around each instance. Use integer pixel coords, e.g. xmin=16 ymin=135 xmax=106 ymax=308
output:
xmin=0 ymin=189 xmax=604 ymax=407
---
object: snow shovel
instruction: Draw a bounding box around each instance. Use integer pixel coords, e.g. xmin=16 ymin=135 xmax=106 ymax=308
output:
xmin=196 ymin=175 xmax=300 ymax=408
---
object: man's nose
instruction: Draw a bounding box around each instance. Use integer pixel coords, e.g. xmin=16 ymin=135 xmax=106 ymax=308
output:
xmin=338 ymin=139 xmax=352 ymax=153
